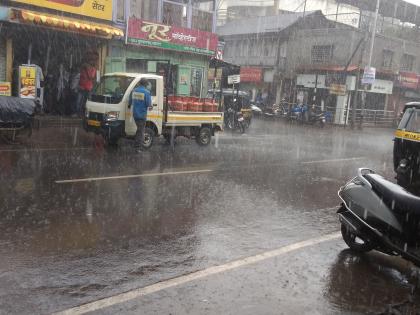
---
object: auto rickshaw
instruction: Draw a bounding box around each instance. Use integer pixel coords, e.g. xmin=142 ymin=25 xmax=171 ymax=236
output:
xmin=393 ymin=102 xmax=420 ymax=193
xmin=207 ymin=89 xmax=252 ymax=129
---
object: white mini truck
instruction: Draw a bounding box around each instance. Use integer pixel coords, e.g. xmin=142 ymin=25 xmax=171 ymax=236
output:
xmin=84 ymin=73 xmax=224 ymax=148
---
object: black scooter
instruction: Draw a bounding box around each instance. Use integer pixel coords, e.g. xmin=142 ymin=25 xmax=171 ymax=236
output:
xmin=338 ymin=168 xmax=420 ymax=266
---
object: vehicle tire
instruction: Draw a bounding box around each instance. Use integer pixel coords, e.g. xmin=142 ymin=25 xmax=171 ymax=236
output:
xmin=196 ymin=127 xmax=212 ymax=146
xmin=341 ymin=223 xmax=374 ymax=253
xmin=239 ymin=122 xmax=245 ymax=134
xmin=142 ymin=127 xmax=155 ymax=150
xmin=319 ymin=120 xmax=325 ymax=128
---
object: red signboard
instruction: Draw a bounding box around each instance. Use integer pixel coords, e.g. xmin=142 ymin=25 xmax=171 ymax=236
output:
xmin=240 ymin=67 xmax=263 ymax=83
xmin=127 ymin=18 xmax=218 ymax=56
xmin=397 ymin=71 xmax=419 ymax=89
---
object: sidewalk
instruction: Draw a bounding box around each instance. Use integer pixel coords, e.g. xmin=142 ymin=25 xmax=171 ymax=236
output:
xmin=35 ymin=114 xmax=83 ymax=128
xmin=0 ymin=121 xmax=97 ymax=150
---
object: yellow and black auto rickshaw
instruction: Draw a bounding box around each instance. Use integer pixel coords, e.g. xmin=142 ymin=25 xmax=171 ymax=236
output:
xmin=207 ymin=89 xmax=252 ymax=129
xmin=394 ymin=102 xmax=420 ymax=193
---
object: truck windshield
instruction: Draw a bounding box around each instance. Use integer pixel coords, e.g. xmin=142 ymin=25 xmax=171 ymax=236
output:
xmin=89 ymin=76 xmax=134 ymax=104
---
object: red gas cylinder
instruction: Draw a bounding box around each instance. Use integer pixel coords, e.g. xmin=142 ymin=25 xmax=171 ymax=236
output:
xmin=204 ymin=99 xmax=216 ymax=112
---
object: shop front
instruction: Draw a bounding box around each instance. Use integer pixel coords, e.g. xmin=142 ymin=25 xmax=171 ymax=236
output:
xmin=1 ymin=1 xmax=123 ymax=115
xmin=107 ymin=17 xmax=218 ymax=98
xmin=239 ymin=67 xmax=265 ymax=102
xmin=392 ymin=71 xmax=420 ymax=115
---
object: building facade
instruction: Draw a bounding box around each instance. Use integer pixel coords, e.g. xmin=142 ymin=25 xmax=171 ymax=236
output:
xmin=109 ymin=0 xmax=218 ymax=98
xmin=220 ymin=5 xmax=420 ymax=125
xmin=0 ymin=0 xmax=123 ymax=113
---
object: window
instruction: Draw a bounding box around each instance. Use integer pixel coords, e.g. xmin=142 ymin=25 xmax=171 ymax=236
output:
xmin=130 ymin=0 xmax=158 ymax=20
xmin=382 ymin=49 xmax=393 ymax=68
xmin=163 ymin=1 xmax=187 ymax=28
xmin=401 ymin=54 xmax=415 ymax=71
xmin=192 ymin=8 xmax=213 ymax=32
xmin=116 ymin=0 xmax=125 ymax=22
xmin=311 ymin=45 xmax=334 ymax=64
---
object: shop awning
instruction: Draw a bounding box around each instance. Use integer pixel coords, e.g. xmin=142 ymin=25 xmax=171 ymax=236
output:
xmin=9 ymin=8 xmax=124 ymax=39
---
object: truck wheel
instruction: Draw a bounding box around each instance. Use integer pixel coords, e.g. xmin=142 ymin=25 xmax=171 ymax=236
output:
xmin=196 ymin=127 xmax=212 ymax=146
xmin=142 ymin=127 xmax=155 ymax=150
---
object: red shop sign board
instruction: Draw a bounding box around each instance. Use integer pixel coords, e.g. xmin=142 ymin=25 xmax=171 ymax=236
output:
xmin=127 ymin=18 xmax=218 ymax=56
xmin=397 ymin=71 xmax=419 ymax=89
xmin=240 ymin=67 xmax=263 ymax=83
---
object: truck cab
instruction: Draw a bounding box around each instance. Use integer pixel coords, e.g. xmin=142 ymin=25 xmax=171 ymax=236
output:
xmin=85 ymin=73 xmax=224 ymax=148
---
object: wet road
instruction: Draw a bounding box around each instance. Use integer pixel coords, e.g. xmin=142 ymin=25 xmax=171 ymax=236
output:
xmin=0 ymin=119 xmax=419 ymax=314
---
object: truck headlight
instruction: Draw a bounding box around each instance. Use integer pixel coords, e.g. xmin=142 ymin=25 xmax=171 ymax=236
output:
xmin=105 ymin=111 xmax=120 ymax=121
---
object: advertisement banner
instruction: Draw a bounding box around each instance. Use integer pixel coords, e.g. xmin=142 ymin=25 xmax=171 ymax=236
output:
xmin=11 ymin=0 xmax=113 ymax=21
xmin=326 ymin=72 xmax=347 ymax=96
xmin=0 ymin=82 xmax=11 ymax=96
xmin=240 ymin=67 xmax=262 ymax=83
xmin=19 ymin=65 xmax=36 ymax=99
xmin=361 ymin=66 xmax=376 ymax=85
xmin=178 ymin=67 xmax=191 ymax=95
xmin=127 ymin=18 xmax=218 ymax=56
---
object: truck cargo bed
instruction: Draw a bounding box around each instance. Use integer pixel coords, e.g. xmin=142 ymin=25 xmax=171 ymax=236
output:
xmin=165 ymin=111 xmax=224 ymax=126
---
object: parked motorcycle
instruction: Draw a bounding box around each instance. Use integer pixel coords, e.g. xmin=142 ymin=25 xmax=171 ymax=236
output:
xmin=338 ymin=168 xmax=420 ymax=266
xmin=226 ymin=107 xmax=245 ymax=133
xmin=307 ymin=112 xmax=326 ymax=127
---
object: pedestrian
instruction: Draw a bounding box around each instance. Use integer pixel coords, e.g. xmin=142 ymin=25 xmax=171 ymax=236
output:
xmin=130 ymin=78 xmax=151 ymax=151
xmin=76 ymin=53 xmax=97 ymax=117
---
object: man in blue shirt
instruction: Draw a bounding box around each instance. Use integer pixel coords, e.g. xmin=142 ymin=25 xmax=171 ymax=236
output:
xmin=130 ymin=78 xmax=152 ymax=150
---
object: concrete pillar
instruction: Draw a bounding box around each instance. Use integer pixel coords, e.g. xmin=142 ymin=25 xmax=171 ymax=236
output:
xmin=335 ymin=94 xmax=348 ymax=125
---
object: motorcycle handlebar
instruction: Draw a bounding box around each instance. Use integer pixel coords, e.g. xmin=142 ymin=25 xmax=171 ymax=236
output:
xmin=357 ymin=168 xmax=375 ymax=189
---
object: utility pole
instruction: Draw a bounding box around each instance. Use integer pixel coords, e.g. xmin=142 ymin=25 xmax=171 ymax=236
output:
xmin=360 ymin=0 xmax=380 ymax=128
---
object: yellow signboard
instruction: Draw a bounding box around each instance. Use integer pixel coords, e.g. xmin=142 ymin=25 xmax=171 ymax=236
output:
xmin=12 ymin=0 xmax=113 ymax=21
xmin=0 ymin=82 xmax=11 ymax=96
xmin=19 ymin=66 xmax=36 ymax=99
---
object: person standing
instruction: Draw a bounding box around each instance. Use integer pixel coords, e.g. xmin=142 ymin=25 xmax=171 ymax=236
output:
xmin=77 ymin=54 xmax=97 ymax=116
xmin=130 ymin=78 xmax=151 ymax=151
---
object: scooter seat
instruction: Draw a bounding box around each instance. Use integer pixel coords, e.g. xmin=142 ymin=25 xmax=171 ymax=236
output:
xmin=365 ymin=174 xmax=420 ymax=214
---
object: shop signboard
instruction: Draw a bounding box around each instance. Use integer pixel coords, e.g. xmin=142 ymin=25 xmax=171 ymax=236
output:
xmin=240 ymin=67 xmax=262 ymax=83
xmin=11 ymin=0 xmax=113 ymax=21
xmin=296 ymin=74 xmax=326 ymax=89
xmin=228 ymin=74 xmax=240 ymax=85
xmin=0 ymin=82 xmax=11 ymax=96
xmin=397 ymin=71 xmax=419 ymax=89
xmin=326 ymin=72 xmax=347 ymax=96
xmin=365 ymin=79 xmax=394 ymax=94
xmin=19 ymin=65 xmax=36 ymax=99
xmin=329 ymin=84 xmax=347 ymax=96
xmin=127 ymin=18 xmax=218 ymax=56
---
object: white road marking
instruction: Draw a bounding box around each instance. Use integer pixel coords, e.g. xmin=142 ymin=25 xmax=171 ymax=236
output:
xmin=54 ymin=157 xmax=366 ymax=184
xmin=55 ymin=169 xmax=214 ymax=184
xmin=301 ymin=157 xmax=365 ymax=164
xmin=53 ymin=232 xmax=340 ymax=315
